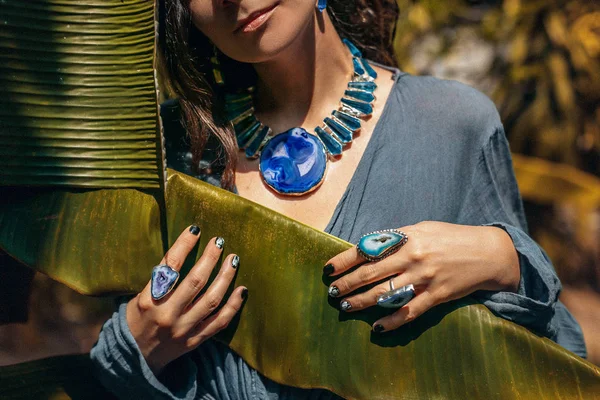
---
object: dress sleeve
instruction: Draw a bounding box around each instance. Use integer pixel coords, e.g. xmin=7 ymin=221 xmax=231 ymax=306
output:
xmin=90 ymin=300 xmax=343 ymax=400
xmin=90 ymin=300 xmax=202 ymax=400
xmin=457 ymin=126 xmax=562 ymax=339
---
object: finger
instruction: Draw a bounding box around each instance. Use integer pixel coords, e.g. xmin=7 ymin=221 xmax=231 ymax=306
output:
xmin=160 ymin=225 xmax=203 ymax=271
xmin=372 ymin=290 xmax=436 ymax=333
xmin=168 ymin=237 xmax=226 ymax=311
xmin=179 ymin=252 xmax=238 ymax=326
xmin=325 ymin=228 xmax=414 ymax=278
xmin=339 ymin=273 xmax=418 ymax=312
xmin=323 ymin=246 xmax=364 ymax=277
xmin=186 ymin=286 xmax=247 ymax=349
xmin=141 ymin=225 xmax=201 ymax=299
xmin=327 ymin=257 xmax=409 ymax=298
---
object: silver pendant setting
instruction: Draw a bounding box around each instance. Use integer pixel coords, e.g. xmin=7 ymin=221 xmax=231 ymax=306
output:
xmin=224 ymin=39 xmax=378 ymax=196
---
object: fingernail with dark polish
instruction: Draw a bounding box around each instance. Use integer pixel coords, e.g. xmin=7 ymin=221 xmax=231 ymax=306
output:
xmin=328 ymin=285 xmax=340 ymax=297
xmin=241 ymin=288 xmax=248 ymax=301
xmin=189 ymin=225 xmax=201 ymax=235
xmin=373 ymin=324 xmax=385 ymax=333
xmin=323 ymin=264 xmax=334 ymax=276
xmin=340 ymin=300 xmax=352 ymax=311
xmin=231 ymin=255 xmax=240 ymax=269
xmin=215 ymin=237 xmax=225 ymax=249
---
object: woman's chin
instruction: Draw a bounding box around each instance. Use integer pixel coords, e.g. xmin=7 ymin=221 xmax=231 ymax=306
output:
xmin=225 ymin=12 xmax=314 ymax=64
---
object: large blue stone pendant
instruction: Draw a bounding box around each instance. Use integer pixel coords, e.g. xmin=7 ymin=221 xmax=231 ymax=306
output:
xmin=225 ymin=40 xmax=377 ymax=197
xmin=356 ymin=229 xmax=408 ymax=261
xmin=259 ymin=127 xmax=327 ymax=195
xmin=151 ymin=264 xmax=179 ymax=300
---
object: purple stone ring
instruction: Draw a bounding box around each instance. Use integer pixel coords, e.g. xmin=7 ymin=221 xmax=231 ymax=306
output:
xmin=151 ymin=264 xmax=180 ymax=300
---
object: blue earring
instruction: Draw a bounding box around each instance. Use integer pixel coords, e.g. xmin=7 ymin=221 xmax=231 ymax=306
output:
xmin=317 ymin=0 xmax=327 ymax=13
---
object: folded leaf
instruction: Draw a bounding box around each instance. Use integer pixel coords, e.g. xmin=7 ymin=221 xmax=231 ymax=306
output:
xmin=5 ymin=171 xmax=600 ymax=399
xmin=0 ymin=0 xmax=164 ymax=189
xmin=1 ymin=0 xmax=600 ymax=398
xmin=0 ymin=355 xmax=115 ymax=400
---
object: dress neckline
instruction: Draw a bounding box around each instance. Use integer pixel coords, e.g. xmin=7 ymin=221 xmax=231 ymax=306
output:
xmin=231 ymin=65 xmax=406 ymax=236
xmin=323 ymin=65 xmax=404 ymax=235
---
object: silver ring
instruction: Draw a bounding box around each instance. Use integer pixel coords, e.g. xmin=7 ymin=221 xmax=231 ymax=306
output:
xmin=389 ymin=279 xmax=395 ymax=291
xmin=377 ymin=284 xmax=415 ymax=309
xmin=151 ymin=264 xmax=180 ymax=300
xmin=356 ymin=229 xmax=408 ymax=262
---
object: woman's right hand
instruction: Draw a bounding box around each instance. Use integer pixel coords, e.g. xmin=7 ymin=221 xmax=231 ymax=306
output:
xmin=126 ymin=225 xmax=247 ymax=376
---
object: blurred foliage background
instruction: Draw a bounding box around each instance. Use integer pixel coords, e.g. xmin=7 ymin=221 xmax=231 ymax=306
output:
xmin=1 ymin=0 xmax=599 ymax=368
xmin=392 ymin=0 xmax=600 ymax=364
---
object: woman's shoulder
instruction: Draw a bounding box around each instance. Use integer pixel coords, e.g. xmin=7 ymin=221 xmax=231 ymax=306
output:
xmin=388 ymin=72 xmax=503 ymax=146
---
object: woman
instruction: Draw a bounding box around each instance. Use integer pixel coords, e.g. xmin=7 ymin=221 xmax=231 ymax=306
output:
xmin=91 ymin=0 xmax=586 ymax=398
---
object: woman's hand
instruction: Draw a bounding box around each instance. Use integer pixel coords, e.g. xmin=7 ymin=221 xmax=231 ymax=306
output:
xmin=324 ymin=221 xmax=520 ymax=332
xmin=126 ymin=225 xmax=247 ymax=375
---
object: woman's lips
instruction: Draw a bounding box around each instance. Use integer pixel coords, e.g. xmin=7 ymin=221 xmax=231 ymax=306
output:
xmin=235 ymin=3 xmax=278 ymax=34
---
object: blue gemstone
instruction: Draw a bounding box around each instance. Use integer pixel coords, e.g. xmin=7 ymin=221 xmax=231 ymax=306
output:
xmin=151 ymin=265 xmax=179 ymax=300
xmin=317 ymin=0 xmax=327 ymax=12
xmin=236 ymin=120 xmax=261 ymax=148
xmin=332 ymin=110 xmax=361 ymax=131
xmin=315 ymin=126 xmax=342 ymax=156
xmin=357 ymin=230 xmax=406 ymax=260
xmin=228 ymin=107 xmax=254 ymax=123
xmin=377 ymin=285 xmax=416 ymax=309
xmin=225 ymin=93 xmax=253 ymax=104
xmin=362 ymin=59 xmax=378 ymax=79
xmin=342 ymin=39 xmax=362 ymax=57
xmin=245 ymin=125 xmax=271 ymax=158
xmin=225 ymin=100 xmax=251 ymax=112
xmin=352 ymin=58 xmax=365 ymax=76
xmin=344 ymin=89 xmax=375 ymax=103
xmin=324 ymin=117 xmax=352 ymax=143
xmin=341 ymin=98 xmax=373 ymax=116
xmin=233 ymin=115 xmax=257 ymax=136
xmin=259 ymin=127 xmax=327 ymax=195
xmin=348 ymin=81 xmax=377 ymax=92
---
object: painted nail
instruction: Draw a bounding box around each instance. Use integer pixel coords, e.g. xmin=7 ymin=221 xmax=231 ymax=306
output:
xmin=373 ymin=324 xmax=385 ymax=333
xmin=241 ymin=288 xmax=248 ymax=301
xmin=340 ymin=300 xmax=352 ymax=311
xmin=215 ymin=237 xmax=225 ymax=249
xmin=189 ymin=225 xmax=201 ymax=235
xmin=323 ymin=264 xmax=334 ymax=276
xmin=231 ymin=255 xmax=240 ymax=269
xmin=328 ymin=285 xmax=340 ymax=297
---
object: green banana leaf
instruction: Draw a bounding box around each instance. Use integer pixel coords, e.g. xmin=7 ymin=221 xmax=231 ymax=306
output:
xmin=0 ymin=0 xmax=165 ymax=189
xmin=0 ymin=355 xmax=115 ymax=400
xmin=1 ymin=0 xmax=600 ymax=399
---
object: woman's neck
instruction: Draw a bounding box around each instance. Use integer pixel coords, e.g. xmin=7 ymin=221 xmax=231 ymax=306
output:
xmin=252 ymin=12 xmax=353 ymax=133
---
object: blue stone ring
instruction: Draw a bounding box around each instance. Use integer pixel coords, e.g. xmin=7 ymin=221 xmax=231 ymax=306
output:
xmin=356 ymin=229 xmax=408 ymax=262
xmin=377 ymin=284 xmax=416 ymax=309
xmin=151 ymin=264 xmax=180 ymax=300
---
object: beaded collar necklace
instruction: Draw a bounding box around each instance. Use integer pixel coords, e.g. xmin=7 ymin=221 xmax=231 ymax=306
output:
xmin=224 ymin=39 xmax=378 ymax=196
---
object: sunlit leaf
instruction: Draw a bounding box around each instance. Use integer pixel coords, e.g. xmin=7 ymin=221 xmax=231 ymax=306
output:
xmin=0 ymin=0 xmax=165 ymax=189
xmin=3 ymin=170 xmax=600 ymax=399
xmin=1 ymin=1 xmax=600 ymax=398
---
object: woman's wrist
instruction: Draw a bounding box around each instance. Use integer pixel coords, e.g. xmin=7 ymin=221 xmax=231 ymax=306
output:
xmin=487 ymin=226 xmax=521 ymax=293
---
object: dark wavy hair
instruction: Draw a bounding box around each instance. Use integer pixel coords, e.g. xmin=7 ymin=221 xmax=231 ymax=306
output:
xmin=159 ymin=0 xmax=398 ymax=190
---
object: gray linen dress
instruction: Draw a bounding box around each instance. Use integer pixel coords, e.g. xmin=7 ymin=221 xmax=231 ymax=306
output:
xmin=90 ymin=69 xmax=587 ymax=400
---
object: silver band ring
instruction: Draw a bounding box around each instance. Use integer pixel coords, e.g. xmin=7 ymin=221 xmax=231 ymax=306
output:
xmin=151 ymin=264 xmax=180 ymax=300
xmin=377 ymin=284 xmax=416 ymax=309
xmin=389 ymin=279 xmax=395 ymax=291
xmin=356 ymin=229 xmax=408 ymax=262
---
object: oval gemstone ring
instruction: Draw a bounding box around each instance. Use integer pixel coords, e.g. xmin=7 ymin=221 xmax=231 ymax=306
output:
xmin=356 ymin=229 xmax=408 ymax=261
xmin=151 ymin=264 xmax=180 ymax=300
xmin=377 ymin=284 xmax=416 ymax=309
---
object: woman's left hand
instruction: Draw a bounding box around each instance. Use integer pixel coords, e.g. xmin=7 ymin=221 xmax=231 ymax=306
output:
xmin=324 ymin=221 xmax=521 ymax=332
